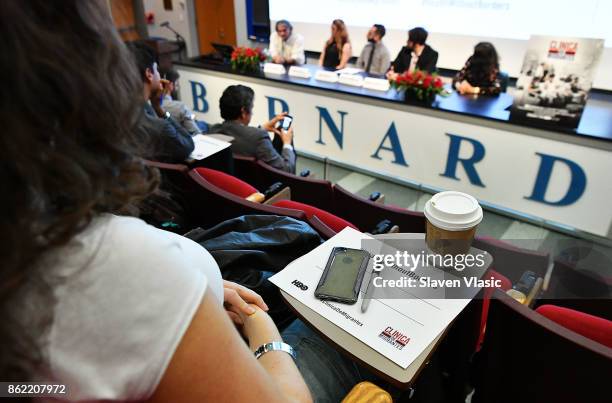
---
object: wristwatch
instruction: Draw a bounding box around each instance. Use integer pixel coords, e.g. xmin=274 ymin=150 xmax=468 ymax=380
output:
xmin=253 ymin=341 xmax=296 ymax=360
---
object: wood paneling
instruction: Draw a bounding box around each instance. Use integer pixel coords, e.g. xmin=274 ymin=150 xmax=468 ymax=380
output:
xmin=109 ymin=0 xmax=140 ymax=41
xmin=194 ymin=0 xmax=237 ymax=54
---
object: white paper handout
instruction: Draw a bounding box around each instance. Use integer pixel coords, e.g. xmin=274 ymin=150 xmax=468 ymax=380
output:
xmin=269 ymin=228 xmax=490 ymax=369
xmin=190 ymin=134 xmax=231 ymax=160
xmin=335 ymin=67 xmax=363 ymax=75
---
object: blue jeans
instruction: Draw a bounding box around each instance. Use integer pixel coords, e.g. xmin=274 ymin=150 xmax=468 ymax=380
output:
xmin=281 ymin=320 xmax=383 ymax=402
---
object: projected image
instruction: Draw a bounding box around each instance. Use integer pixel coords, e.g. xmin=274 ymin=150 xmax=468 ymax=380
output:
xmin=510 ymin=36 xmax=604 ymax=129
xmin=269 ymin=0 xmax=612 ymax=44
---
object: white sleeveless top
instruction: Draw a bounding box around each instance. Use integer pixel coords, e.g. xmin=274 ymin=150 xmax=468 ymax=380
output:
xmin=35 ymin=214 xmax=223 ymax=401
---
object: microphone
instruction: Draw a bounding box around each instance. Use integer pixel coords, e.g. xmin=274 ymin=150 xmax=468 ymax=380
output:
xmin=159 ymin=21 xmax=185 ymax=59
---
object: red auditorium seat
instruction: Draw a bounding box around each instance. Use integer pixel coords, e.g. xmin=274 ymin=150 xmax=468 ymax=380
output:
xmin=144 ymin=161 xmax=309 ymax=232
xmin=194 ymin=167 xmax=258 ymax=198
xmin=471 ymin=290 xmax=612 ymax=403
xmin=189 ymin=168 xmax=348 ymax=238
xmin=536 ymin=305 xmax=612 ymax=348
xmin=273 ymin=199 xmax=358 ymax=234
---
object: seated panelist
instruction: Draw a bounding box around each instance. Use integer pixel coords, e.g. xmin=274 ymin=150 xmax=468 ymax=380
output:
xmin=453 ymin=42 xmax=502 ymax=96
xmin=387 ymin=27 xmax=438 ymax=79
xmin=319 ymin=19 xmax=352 ymax=70
xmin=356 ymin=24 xmax=391 ymax=76
xmin=269 ymin=19 xmax=305 ymax=65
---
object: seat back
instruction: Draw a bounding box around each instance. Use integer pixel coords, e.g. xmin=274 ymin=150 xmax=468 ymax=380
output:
xmin=187 ymin=168 xmax=307 ymax=229
xmin=332 ymin=185 xmax=426 ymax=233
xmin=232 ymin=154 xmax=260 ymax=187
xmin=144 ymin=160 xmax=194 ymax=226
xmin=145 ymin=160 xmax=189 ymax=186
xmin=256 ymin=160 xmax=334 ymax=211
xmin=477 ymin=269 xmax=512 ymax=351
xmin=472 ymin=290 xmax=612 ymax=403
xmin=472 ymin=236 xmax=549 ymax=284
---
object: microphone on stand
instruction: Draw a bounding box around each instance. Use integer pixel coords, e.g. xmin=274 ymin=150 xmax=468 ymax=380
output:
xmin=160 ymin=21 xmax=186 ymax=60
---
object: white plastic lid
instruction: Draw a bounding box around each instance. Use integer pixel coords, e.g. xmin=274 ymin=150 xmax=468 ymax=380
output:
xmin=424 ymin=191 xmax=483 ymax=231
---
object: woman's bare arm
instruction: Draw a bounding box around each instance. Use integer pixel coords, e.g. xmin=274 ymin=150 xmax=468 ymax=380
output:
xmin=148 ymin=290 xmax=312 ymax=403
xmin=337 ymin=43 xmax=352 ymax=69
xmin=319 ymin=46 xmax=326 ymax=66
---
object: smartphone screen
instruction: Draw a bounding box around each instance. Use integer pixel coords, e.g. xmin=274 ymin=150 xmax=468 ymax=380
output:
xmin=281 ymin=116 xmax=293 ymax=130
xmin=315 ymin=247 xmax=370 ymax=304
xmin=276 ymin=115 xmax=293 ymax=130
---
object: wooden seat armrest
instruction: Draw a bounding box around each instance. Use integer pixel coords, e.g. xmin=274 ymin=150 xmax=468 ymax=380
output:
xmin=263 ymin=187 xmax=292 ymax=205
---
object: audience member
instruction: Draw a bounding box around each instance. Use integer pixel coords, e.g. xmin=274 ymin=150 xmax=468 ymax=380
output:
xmin=208 ymin=85 xmax=296 ymax=173
xmin=2 ymin=2 xmax=394 ymax=402
xmin=319 ymin=19 xmax=352 ymax=70
xmin=160 ymin=69 xmax=204 ymax=135
xmin=388 ymin=27 xmax=438 ymax=78
xmin=356 ymin=24 xmax=391 ymax=75
xmin=128 ymin=41 xmax=194 ymax=163
xmin=453 ymin=42 xmax=501 ymax=96
xmin=269 ymin=19 xmax=305 ymax=65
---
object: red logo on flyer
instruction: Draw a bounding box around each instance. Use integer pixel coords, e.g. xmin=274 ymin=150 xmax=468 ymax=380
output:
xmin=379 ymin=326 xmax=410 ymax=350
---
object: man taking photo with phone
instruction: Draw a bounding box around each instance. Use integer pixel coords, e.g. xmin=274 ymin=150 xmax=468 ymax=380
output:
xmin=209 ymin=85 xmax=296 ymax=173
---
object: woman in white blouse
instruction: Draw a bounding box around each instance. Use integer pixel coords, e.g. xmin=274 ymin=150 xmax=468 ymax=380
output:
xmin=1 ymin=2 xmax=386 ymax=402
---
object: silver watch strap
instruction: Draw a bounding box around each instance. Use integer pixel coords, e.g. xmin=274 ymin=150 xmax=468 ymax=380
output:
xmin=254 ymin=341 xmax=296 ymax=360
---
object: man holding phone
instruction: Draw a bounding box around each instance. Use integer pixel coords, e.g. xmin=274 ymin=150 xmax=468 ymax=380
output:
xmin=209 ymin=85 xmax=296 ymax=173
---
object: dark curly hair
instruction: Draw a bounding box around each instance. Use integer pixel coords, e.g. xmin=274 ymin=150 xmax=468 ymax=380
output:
xmin=469 ymin=42 xmax=500 ymax=83
xmin=0 ymin=0 xmax=159 ymax=385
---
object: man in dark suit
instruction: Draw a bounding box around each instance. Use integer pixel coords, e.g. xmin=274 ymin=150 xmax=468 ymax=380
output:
xmin=208 ymin=85 xmax=296 ymax=173
xmin=388 ymin=27 xmax=438 ymax=76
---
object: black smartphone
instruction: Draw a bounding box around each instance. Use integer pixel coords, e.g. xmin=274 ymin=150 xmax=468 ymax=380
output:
xmin=275 ymin=115 xmax=293 ymax=130
xmin=314 ymin=247 xmax=370 ymax=304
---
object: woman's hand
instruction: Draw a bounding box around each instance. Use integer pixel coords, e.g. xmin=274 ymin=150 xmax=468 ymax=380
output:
xmin=386 ymin=70 xmax=398 ymax=81
xmin=237 ymin=304 xmax=279 ymax=346
xmin=458 ymin=80 xmax=479 ymax=95
xmin=223 ymin=280 xmax=269 ymax=326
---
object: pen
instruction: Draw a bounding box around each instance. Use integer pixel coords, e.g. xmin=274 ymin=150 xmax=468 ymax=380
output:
xmin=361 ymin=270 xmax=380 ymax=313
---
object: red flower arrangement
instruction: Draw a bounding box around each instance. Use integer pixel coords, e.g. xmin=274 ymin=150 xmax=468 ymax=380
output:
xmin=389 ymin=70 xmax=446 ymax=103
xmin=230 ymin=46 xmax=267 ymax=73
